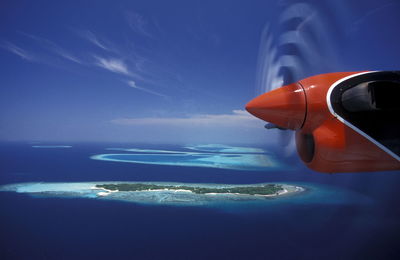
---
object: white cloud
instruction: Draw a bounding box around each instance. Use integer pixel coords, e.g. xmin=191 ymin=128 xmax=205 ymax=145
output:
xmin=18 ymin=32 xmax=82 ymax=64
xmin=125 ymin=11 xmax=153 ymax=37
xmin=111 ymin=110 xmax=260 ymax=127
xmin=55 ymin=50 xmax=82 ymax=64
xmin=352 ymin=2 xmax=399 ymax=29
xmin=94 ymin=55 xmax=130 ymax=75
xmin=1 ymin=41 xmax=35 ymax=61
xmin=127 ymin=80 xmax=167 ymax=98
xmin=80 ymin=30 xmax=110 ymax=50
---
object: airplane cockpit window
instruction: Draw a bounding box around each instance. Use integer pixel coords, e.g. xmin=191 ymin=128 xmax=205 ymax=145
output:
xmin=342 ymin=80 xmax=400 ymax=112
xmin=332 ymin=72 xmax=400 ymax=156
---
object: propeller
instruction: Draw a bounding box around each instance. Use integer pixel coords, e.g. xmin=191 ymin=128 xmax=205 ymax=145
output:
xmin=255 ymin=1 xmax=341 ymax=157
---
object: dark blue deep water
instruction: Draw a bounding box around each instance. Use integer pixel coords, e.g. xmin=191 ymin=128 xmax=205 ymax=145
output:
xmin=1 ymin=142 xmax=400 ymax=259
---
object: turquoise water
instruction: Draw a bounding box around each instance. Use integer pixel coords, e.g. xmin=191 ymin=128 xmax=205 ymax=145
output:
xmin=31 ymin=145 xmax=72 ymax=148
xmin=184 ymin=144 xmax=266 ymax=153
xmin=92 ymin=144 xmax=284 ymax=171
xmin=1 ymin=143 xmax=399 ymax=259
xmin=91 ymin=153 xmax=281 ymax=171
xmin=106 ymin=148 xmax=189 ymax=153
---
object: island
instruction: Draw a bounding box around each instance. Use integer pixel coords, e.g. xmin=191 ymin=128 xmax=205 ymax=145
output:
xmin=0 ymin=182 xmax=305 ymax=206
xmin=95 ymin=183 xmax=283 ymax=196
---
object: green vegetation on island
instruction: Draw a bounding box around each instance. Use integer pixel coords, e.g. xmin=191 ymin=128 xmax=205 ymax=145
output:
xmin=95 ymin=183 xmax=283 ymax=196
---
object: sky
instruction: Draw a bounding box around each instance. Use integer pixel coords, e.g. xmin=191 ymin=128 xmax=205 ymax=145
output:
xmin=0 ymin=0 xmax=399 ymax=144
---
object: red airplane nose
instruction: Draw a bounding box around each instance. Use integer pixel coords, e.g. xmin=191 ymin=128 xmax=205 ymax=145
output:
xmin=245 ymin=83 xmax=306 ymax=130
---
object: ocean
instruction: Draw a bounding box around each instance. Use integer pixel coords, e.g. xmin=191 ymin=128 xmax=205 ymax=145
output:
xmin=1 ymin=142 xmax=400 ymax=259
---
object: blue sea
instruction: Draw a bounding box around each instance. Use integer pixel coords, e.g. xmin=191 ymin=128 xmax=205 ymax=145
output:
xmin=1 ymin=142 xmax=400 ymax=259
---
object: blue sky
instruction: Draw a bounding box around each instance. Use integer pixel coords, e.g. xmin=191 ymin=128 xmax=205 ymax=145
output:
xmin=0 ymin=0 xmax=399 ymax=143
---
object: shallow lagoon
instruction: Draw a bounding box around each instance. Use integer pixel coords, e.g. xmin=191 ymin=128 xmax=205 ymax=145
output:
xmin=0 ymin=142 xmax=397 ymax=259
xmin=184 ymin=144 xmax=266 ymax=153
xmin=92 ymin=153 xmax=280 ymax=171
xmin=92 ymin=144 xmax=283 ymax=171
xmin=31 ymin=145 xmax=72 ymax=148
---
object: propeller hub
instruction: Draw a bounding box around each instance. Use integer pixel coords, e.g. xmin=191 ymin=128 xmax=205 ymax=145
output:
xmin=245 ymin=83 xmax=306 ymax=130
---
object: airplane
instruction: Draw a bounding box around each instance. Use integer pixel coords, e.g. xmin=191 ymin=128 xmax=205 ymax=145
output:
xmin=246 ymin=71 xmax=400 ymax=173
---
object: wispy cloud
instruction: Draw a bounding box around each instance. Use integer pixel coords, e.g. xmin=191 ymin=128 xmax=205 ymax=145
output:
xmin=93 ymin=55 xmax=130 ymax=75
xmin=56 ymin=50 xmax=82 ymax=64
xmin=78 ymin=30 xmax=110 ymax=51
xmin=351 ymin=2 xmax=399 ymax=32
xmin=0 ymin=41 xmax=35 ymax=61
xmin=125 ymin=11 xmax=153 ymax=38
xmin=127 ymin=80 xmax=167 ymax=98
xmin=111 ymin=110 xmax=260 ymax=127
xmin=18 ymin=32 xmax=82 ymax=64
